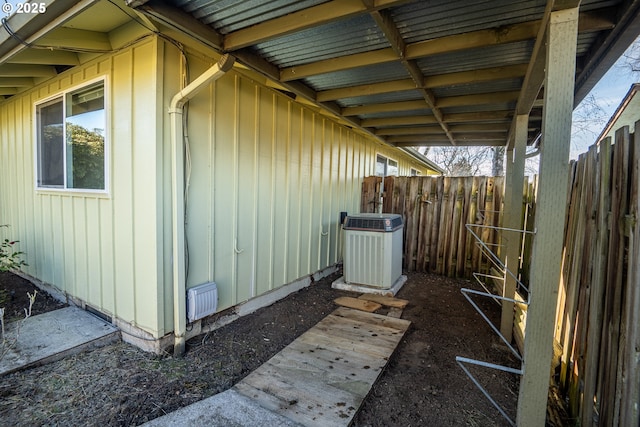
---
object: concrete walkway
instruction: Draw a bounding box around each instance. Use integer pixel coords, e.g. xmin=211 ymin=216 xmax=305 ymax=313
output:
xmin=0 ymin=306 xmax=119 ymax=376
xmin=143 ymin=389 xmax=303 ymax=427
xmin=1 ymin=306 xmax=408 ymax=427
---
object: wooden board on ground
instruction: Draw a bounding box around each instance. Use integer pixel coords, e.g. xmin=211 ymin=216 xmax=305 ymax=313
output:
xmin=234 ymin=307 xmax=411 ymax=427
xmin=387 ymin=307 xmax=404 ymax=318
xmin=358 ymin=294 xmax=409 ymax=308
xmin=334 ymin=296 xmax=381 ymax=312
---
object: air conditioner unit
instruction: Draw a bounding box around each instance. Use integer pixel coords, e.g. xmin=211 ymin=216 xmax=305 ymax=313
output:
xmin=343 ymin=213 xmax=403 ymax=289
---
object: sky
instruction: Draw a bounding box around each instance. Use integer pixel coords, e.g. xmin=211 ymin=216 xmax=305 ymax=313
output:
xmin=570 ymin=39 xmax=640 ymax=159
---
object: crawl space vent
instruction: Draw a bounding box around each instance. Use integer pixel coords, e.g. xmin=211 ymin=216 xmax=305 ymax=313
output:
xmin=187 ymin=282 xmax=218 ymax=323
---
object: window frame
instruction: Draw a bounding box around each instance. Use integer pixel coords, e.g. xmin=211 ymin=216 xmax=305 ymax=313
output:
xmin=34 ymin=76 xmax=109 ymax=194
xmin=375 ymin=153 xmax=399 ymax=177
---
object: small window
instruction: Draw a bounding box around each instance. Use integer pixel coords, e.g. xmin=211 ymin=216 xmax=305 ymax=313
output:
xmin=388 ymin=159 xmax=398 ymax=176
xmin=376 ymin=154 xmax=399 ymax=177
xmin=375 ymin=154 xmax=387 ymax=177
xmin=410 ymin=168 xmax=421 ymax=176
xmin=36 ymin=80 xmax=106 ymax=191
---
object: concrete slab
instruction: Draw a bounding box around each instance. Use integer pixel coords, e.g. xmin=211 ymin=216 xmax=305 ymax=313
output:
xmin=143 ymin=307 xmax=410 ymax=427
xmin=0 ymin=306 xmax=119 ymax=376
xmin=142 ymin=389 xmax=303 ymax=427
xmin=331 ymin=274 xmax=407 ymax=296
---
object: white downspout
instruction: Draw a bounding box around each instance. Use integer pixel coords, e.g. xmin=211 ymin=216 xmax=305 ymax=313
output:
xmin=169 ymin=54 xmax=235 ymax=357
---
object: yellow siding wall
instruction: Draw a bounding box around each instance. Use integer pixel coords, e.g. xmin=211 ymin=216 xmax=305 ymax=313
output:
xmin=0 ymin=38 xmax=165 ymax=337
xmin=0 ymin=35 xmax=434 ymax=341
xmin=163 ymin=45 xmax=430 ymax=327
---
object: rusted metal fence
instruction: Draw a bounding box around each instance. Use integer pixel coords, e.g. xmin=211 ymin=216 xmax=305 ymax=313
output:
xmin=553 ymin=124 xmax=640 ymax=427
xmin=360 ymin=175 xmax=505 ymax=278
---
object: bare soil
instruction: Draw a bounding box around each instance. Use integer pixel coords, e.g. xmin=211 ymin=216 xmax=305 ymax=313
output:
xmin=0 ymin=269 xmax=520 ymax=426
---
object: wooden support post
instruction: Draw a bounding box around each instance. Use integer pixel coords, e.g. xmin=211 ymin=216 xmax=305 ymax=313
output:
xmin=516 ymin=7 xmax=578 ymax=427
xmin=500 ymin=115 xmax=528 ymax=342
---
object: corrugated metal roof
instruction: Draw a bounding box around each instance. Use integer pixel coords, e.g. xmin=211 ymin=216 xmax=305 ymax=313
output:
xmin=419 ymin=41 xmax=534 ymax=76
xmin=3 ymin=0 xmax=639 ymax=152
xmin=442 ymin=103 xmax=518 ymax=115
xmin=303 ymin=62 xmax=409 ymax=91
xmin=432 ymin=79 xmax=524 ymax=98
xmin=359 ymin=109 xmax=434 ymax=120
xmin=391 ymin=0 xmax=547 ymax=43
xmin=337 ymin=90 xmax=424 ymax=108
xmin=174 ymin=0 xmax=329 ymax=34
xmin=255 ymin=14 xmax=388 ymax=67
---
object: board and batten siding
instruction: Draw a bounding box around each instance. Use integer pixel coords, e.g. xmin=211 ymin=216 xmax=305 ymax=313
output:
xmin=163 ymin=45 xmax=430 ymax=326
xmin=0 ymin=38 xmax=166 ymax=338
xmin=0 ymin=35 xmax=433 ymax=343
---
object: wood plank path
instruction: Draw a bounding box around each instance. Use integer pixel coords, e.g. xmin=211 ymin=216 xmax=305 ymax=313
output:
xmin=233 ymin=306 xmax=411 ymax=426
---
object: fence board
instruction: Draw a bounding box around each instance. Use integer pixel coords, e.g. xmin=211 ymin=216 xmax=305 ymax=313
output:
xmin=553 ymin=124 xmax=639 ymax=426
xmin=361 ymin=175 xmax=508 ymax=278
xmin=620 ymin=120 xmax=640 ymax=427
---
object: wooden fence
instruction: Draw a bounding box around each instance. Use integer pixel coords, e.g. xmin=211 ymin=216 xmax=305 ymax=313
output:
xmin=554 ymin=124 xmax=640 ymax=427
xmin=361 ymin=175 xmax=508 ymax=278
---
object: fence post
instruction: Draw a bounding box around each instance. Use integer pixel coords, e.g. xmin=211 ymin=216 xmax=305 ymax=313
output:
xmin=517 ymin=7 xmax=578 ymax=426
xmin=501 ymin=114 xmax=528 ymax=342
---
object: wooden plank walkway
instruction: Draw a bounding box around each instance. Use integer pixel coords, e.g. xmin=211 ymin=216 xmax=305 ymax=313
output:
xmin=233 ymin=307 xmax=411 ymax=426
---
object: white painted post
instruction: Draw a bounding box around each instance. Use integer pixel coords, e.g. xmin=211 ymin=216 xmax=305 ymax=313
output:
xmin=516 ymin=7 xmax=578 ymax=427
xmin=500 ymin=114 xmax=528 ymax=342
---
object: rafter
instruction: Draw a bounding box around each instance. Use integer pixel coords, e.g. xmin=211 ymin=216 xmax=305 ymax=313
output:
xmin=425 ymin=64 xmax=528 ymax=88
xmin=0 ymin=63 xmax=58 ymax=77
xmin=8 ymin=49 xmax=79 ymax=66
xmin=317 ymin=79 xmax=416 ymax=102
xmin=0 ymin=77 xmax=34 ymax=87
xmin=36 ymin=27 xmax=112 ymax=52
xmin=224 ymin=0 xmax=409 ymax=51
xmin=139 ymin=1 xmax=223 ymax=50
xmin=450 ymin=124 xmax=511 ymax=133
xmin=318 ymin=68 xmax=526 ymax=104
xmin=342 ymin=100 xmax=428 ymax=116
xmin=362 ymin=116 xmax=439 ymax=127
xmin=391 ymin=137 xmax=506 ymax=147
xmin=280 ymin=9 xmax=613 ymax=82
xmin=390 ymin=133 xmax=507 ymax=143
xmin=280 ymin=49 xmax=397 ymax=82
xmin=436 ymin=91 xmax=520 ymax=108
xmin=444 ymin=111 xmax=513 ymax=123
xmin=375 ymin=126 xmax=445 ymax=136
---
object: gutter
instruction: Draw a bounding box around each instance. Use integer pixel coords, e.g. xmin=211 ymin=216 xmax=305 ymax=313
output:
xmin=400 ymin=147 xmax=444 ymax=175
xmin=169 ymin=53 xmax=235 ymax=357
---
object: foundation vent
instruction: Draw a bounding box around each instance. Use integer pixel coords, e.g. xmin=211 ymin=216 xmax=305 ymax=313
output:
xmin=187 ymin=282 xmax=218 ymax=323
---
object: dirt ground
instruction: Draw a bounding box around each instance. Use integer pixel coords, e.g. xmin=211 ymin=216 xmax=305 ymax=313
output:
xmin=0 ymin=269 xmax=520 ymax=426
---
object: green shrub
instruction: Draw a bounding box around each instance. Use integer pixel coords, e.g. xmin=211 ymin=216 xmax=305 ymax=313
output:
xmin=0 ymin=225 xmax=27 ymax=273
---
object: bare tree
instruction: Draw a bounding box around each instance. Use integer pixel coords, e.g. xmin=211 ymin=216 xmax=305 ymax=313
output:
xmin=427 ymin=146 xmax=493 ymax=176
xmin=571 ymin=93 xmax=610 ymax=145
xmin=492 ymin=146 xmax=505 ymax=176
xmin=621 ymin=38 xmax=640 ymax=74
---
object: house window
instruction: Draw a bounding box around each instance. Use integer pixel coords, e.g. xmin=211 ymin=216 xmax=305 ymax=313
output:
xmin=376 ymin=154 xmax=398 ymax=177
xmin=410 ymin=168 xmax=421 ymax=176
xmin=36 ymin=79 xmax=107 ymax=191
